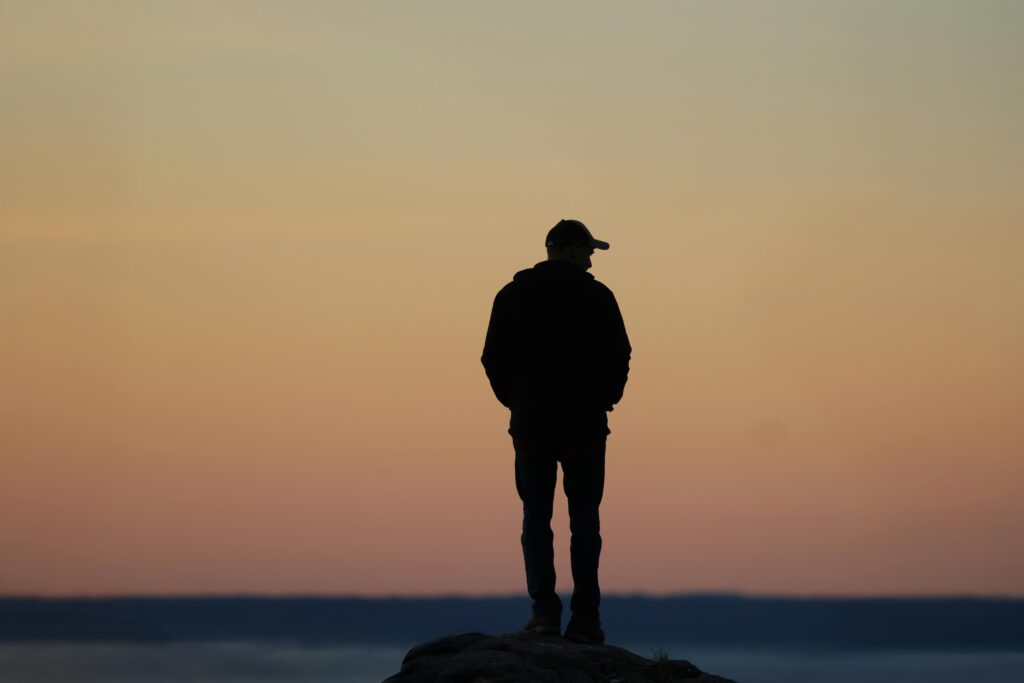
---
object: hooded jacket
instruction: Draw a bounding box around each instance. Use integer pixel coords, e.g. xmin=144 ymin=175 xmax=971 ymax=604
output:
xmin=481 ymin=260 xmax=631 ymax=444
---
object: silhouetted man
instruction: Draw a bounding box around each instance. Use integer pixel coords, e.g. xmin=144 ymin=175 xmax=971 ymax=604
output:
xmin=482 ymin=219 xmax=631 ymax=644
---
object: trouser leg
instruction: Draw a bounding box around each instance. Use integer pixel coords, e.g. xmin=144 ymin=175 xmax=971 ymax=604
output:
xmin=514 ymin=440 xmax=562 ymax=617
xmin=560 ymin=440 xmax=606 ymax=621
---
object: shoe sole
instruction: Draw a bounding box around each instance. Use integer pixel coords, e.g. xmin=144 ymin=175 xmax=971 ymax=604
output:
xmin=524 ymin=626 xmax=560 ymax=636
xmin=564 ymin=630 xmax=604 ymax=645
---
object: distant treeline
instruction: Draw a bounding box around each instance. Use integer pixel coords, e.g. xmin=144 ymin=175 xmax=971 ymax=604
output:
xmin=1 ymin=595 xmax=1022 ymax=651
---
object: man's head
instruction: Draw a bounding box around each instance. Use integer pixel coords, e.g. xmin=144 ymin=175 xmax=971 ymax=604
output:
xmin=545 ymin=219 xmax=609 ymax=271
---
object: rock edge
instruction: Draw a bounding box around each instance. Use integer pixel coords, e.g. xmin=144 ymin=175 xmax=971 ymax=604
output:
xmin=383 ymin=631 xmax=739 ymax=683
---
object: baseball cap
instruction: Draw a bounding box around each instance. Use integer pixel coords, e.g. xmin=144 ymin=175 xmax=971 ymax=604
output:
xmin=544 ymin=219 xmax=610 ymax=250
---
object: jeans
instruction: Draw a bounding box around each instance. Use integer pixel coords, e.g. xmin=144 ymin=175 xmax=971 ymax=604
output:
xmin=513 ymin=438 xmax=606 ymax=621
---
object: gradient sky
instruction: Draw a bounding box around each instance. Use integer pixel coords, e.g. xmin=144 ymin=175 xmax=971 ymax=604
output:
xmin=2 ymin=1 xmax=1022 ymax=597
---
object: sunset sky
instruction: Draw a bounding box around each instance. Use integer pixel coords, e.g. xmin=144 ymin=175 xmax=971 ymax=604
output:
xmin=2 ymin=1 xmax=1022 ymax=597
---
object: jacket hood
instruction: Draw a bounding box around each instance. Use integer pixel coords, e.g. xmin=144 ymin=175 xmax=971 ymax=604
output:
xmin=512 ymin=260 xmax=594 ymax=295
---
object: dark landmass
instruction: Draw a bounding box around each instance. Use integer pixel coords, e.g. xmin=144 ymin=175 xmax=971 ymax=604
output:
xmin=1 ymin=595 xmax=1022 ymax=651
xmin=383 ymin=631 xmax=738 ymax=683
xmin=0 ymin=606 xmax=171 ymax=642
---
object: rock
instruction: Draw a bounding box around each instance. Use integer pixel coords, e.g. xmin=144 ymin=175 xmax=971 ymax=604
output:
xmin=382 ymin=631 xmax=738 ymax=683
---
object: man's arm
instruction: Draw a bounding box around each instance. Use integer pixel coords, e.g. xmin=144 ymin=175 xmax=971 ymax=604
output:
xmin=600 ymin=289 xmax=631 ymax=410
xmin=481 ymin=288 xmax=513 ymax=408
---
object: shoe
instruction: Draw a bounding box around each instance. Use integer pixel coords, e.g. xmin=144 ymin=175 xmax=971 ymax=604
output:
xmin=522 ymin=613 xmax=561 ymax=636
xmin=564 ymin=617 xmax=605 ymax=645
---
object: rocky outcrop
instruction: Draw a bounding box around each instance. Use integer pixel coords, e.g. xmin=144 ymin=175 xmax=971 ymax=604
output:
xmin=383 ymin=631 xmax=738 ymax=682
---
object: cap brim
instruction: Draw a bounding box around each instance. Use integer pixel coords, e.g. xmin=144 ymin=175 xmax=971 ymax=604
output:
xmin=590 ymin=239 xmax=610 ymax=250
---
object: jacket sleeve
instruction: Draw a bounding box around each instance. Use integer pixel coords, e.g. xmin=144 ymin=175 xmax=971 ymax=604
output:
xmin=481 ymin=289 xmax=512 ymax=408
xmin=600 ymin=289 xmax=631 ymax=410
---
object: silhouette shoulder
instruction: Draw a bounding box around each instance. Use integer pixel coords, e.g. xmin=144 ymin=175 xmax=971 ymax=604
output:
xmin=496 ymin=279 xmax=518 ymax=298
xmin=588 ymin=278 xmax=617 ymax=299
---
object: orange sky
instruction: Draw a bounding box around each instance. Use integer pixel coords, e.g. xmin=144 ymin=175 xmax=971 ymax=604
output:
xmin=2 ymin=1 xmax=1022 ymax=597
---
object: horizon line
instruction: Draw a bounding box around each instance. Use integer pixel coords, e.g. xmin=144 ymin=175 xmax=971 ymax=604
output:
xmin=3 ymin=591 xmax=1023 ymax=601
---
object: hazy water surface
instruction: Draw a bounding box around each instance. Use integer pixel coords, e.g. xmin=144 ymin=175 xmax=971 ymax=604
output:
xmin=0 ymin=643 xmax=405 ymax=683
